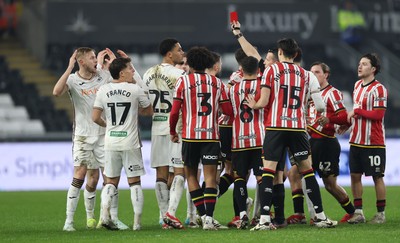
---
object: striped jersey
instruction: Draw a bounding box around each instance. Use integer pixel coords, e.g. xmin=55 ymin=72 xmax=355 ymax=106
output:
xmin=349 ymin=79 xmax=387 ymax=147
xmin=230 ymin=78 xmax=266 ymax=150
xmin=219 ymin=71 xmax=243 ymax=126
xmin=307 ymin=85 xmax=346 ymax=137
xmin=143 ymin=63 xmax=186 ymax=135
xmin=94 ymin=82 xmax=151 ymax=151
xmin=67 ymin=69 xmax=112 ymax=136
xmin=173 ymin=72 xmax=229 ymax=141
xmin=262 ymin=62 xmax=311 ymax=130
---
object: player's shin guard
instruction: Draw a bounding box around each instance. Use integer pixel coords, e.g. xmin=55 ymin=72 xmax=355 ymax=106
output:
xmin=110 ymin=187 xmax=119 ymax=221
xmin=272 ymin=184 xmax=285 ymax=222
xmin=130 ymin=184 xmax=144 ymax=227
xmin=66 ymin=178 xmax=84 ymax=223
xmin=252 ymin=181 xmax=261 ymax=218
xmin=155 ymin=180 xmax=169 ymax=217
xmin=340 ymin=197 xmax=355 ymax=214
xmin=167 ymin=175 xmax=185 ymax=217
xmin=204 ymin=188 xmax=218 ymax=217
xmin=84 ymin=186 xmax=96 ymax=220
xmin=259 ymin=169 xmax=275 ymax=224
xmin=233 ymin=177 xmax=247 ymax=213
xmin=186 ymin=189 xmax=196 ymax=219
xmin=302 ymin=177 xmax=315 ymax=218
xmin=218 ymin=173 xmax=234 ymax=197
xmin=291 ymin=189 xmax=305 ymax=214
xmin=302 ymin=170 xmax=324 ymax=216
xmin=190 ymin=188 xmax=206 ymax=216
xmin=101 ymin=184 xmax=117 ymax=222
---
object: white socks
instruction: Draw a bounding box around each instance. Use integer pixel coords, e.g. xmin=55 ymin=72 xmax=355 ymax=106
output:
xmin=66 ymin=185 xmax=80 ymax=223
xmin=130 ymin=185 xmax=144 ymax=227
xmin=155 ymin=181 xmax=169 ymax=218
xmin=101 ymin=184 xmax=117 ymax=222
xmin=302 ymin=178 xmax=316 ymax=219
xmin=253 ymin=183 xmax=260 ymax=218
xmin=84 ymin=189 xmax=96 ymax=220
xmin=110 ymin=190 xmax=119 ymax=221
xmin=186 ymin=188 xmax=196 ymax=220
xmin=167 ymin=175 xmax=185 ymax=217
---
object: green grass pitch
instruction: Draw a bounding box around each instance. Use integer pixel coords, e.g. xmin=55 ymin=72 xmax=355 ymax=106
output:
xmin=1 ymin=186 xmax=399 ymax=242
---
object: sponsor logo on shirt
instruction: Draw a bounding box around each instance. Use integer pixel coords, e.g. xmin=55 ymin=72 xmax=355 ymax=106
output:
xmin=153 ymin=116 xmax=168 ymax=121
xmin=194 ymin=127 xmax=214 ymax=132
xmin=110 ymin=131 xmax=127 ymax=137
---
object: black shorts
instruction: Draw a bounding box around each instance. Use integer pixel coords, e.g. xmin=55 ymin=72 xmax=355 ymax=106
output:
xmin=349 ymin=145 xmax=386 ymax=177
xmin=264 ymin=130 xmax=311 ymax=164
xmin=182 ymin=141 xmax=220 ymax=168
xmin=310 ymin=137 xmax=340 ymax=178
xmin=232 ymin=148 xmax=263 ymax=178
xmin=219 ymin=126 xmax=232 ymax=161
xmin=276 ymin=148 xmax=288 ymax=172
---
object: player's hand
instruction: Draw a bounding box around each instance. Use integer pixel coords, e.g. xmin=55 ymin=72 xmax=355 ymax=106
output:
xmin=68 ymin=50 xmax=77 ymax=69
xmin=337 ymin=124 xmax=350 ymax=135
xmin=97 ymin=49 xmax=108 ymax=67
xmin=105 ymin=48 xmax=116 ymax=62
xmin=317 ymin=116 xmax=329 ymax=126
xmin=231 ymin=20 xmax=241 ymax=35
xmin=117 ymin=49 xmax=129 ymax=58
xmin=170 ymin=133 xmax=179 ymax=143
xmin=245 ymin=94 xmax=256 ymax=109
xmin=347 ymin=110 xmax=357 ymax=123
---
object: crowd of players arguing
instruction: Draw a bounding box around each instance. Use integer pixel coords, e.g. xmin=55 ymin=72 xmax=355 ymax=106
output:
xmin=54 ymin=19 xmax=387 ymax=231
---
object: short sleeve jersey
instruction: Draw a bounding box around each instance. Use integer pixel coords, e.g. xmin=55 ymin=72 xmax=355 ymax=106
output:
xmin=230 ymin=78 xmax=266 ymax=150
xmin=143 ymin=63 xmax=185 ymax=135
xmin=173 ymin=72 xmax=230 ymax=141
xmin=262 ymin=62 xmax=310 ymax=130
xmin=66 ymin=69 xmax=112 ymax=136
xmin=94 ymin=82 xmax=151 ymax=151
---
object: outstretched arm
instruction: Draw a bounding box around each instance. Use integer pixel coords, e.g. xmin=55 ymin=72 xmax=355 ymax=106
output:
xmin=231 ymin=21 xmax=262 ymax=61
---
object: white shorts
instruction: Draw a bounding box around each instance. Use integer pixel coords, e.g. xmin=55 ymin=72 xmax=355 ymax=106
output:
xmin=151 ymin=135 xmax=171 ymax=168
xmin=104 ymin=148 xmax=146 ymax=178
xmin=73 ymin=135 xmax=105 ymax=169
xmin=170 ymin=133 xmax=183 ymax=169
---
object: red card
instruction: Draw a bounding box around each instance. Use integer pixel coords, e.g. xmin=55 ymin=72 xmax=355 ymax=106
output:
xmin=230 ymin=11 xmax=238 ymax=22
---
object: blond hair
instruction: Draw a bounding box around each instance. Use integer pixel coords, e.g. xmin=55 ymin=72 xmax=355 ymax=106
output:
xmin=75 ymin=47 xmax=95 ymax=61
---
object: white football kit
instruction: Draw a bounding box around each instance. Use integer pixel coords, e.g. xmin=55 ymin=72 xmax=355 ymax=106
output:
xmin=94 ymin=81 xmax=151 ymax=178
xmin=143 ymin=63 xmax=185 ymax=168
xmin=67 ymin=69 xmax=112 ymax=169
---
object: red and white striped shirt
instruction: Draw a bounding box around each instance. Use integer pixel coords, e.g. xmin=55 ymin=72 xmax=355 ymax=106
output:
xmin=350 ymin=79 xmax=387 ymax=147
xmin=308 ymin=85 xmax=346 ymax=137
xmin=230 ymin=78 xmax=266 ymax=150
xmin=219 ymin=70 xmax=243 ymax=126
xmin=173 ymin=72 xmax=230 ymax=141
xmin=262 ymin=62 xmax=310 ymax=130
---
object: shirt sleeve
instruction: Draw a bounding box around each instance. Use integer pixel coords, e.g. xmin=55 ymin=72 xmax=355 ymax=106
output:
xmin=173 ymin=77 xmax=184 ymax=100
xmin=373 ymin=84 xmax=388 ymax=109
xmin=93 ymin=87 xmax=104 ymax=110
xmin=309 ymin=72 xmax=325 ymax=112
xmin=261 ymin=66 xmax=273 ymax=89
xmin=137 ymin=86 xmax=151 ymax=108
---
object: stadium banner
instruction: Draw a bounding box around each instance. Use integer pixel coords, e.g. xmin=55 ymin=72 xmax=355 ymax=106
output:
xmin=46 ymin=0 xmax=399 ymax=46
xmin=0 ymin=139 xmax=399 ymax=191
